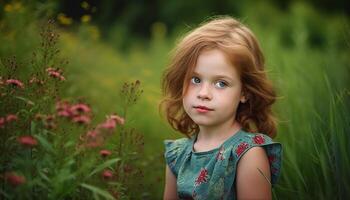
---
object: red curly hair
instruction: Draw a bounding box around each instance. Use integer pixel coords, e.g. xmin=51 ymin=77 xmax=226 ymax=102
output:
xmin=159 ymin=16 xmax=278 ymax=138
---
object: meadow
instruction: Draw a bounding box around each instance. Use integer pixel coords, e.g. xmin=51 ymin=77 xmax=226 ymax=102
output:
xmin=1 ymin=1 xmax=349 ymax=199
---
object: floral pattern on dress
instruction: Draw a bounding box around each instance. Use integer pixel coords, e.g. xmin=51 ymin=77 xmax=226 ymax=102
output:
xmin=268 ymin=155 xmax=275 ymax=164
xmin=235 ymin=142 xmax=249 ymax=157
xmin=215 ymin=146 xmax=225 ymax=161
xmin=211 ymin=177 xmax=225 ymax=198
xmin=194 ymin=168 xmax=209 ymax=186
xmin=252 ymin=134 xmax=265 ymax=144
xmin=164 ymin=130 xmax=283 ymax=200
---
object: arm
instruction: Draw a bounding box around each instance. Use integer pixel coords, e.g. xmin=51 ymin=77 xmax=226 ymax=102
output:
xmin=236 ymin=146 xmax=272 ymax=200
xmin=163 ymin=164 xmax=178 ymax=200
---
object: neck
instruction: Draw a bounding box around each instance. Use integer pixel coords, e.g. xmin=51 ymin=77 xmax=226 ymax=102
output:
xmin=197 ymin=119 xmax=242 ymax=142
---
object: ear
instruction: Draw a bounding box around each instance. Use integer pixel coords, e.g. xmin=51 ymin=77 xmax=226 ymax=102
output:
xmin=240 ymin=90 xmax=247 ymax=103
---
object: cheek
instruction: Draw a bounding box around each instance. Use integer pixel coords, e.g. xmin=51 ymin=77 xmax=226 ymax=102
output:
xmin=182 ymin=94 xmax=191 ymax=109
xmin=218 ymin=90 xmax=241 ymax=106
xmin=182 ymin=88 xmax=196 ymax=112
xmin=183 ymin=86 xmax=195 ymax=100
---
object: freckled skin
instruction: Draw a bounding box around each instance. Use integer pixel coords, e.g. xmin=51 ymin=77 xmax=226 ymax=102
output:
xmin=182 ymin=49 xmax=245 ymax=129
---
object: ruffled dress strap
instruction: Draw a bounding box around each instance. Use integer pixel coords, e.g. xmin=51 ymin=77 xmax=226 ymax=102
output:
xmin=232 ymin=133 xmax=283 ymax=185
xmin=164 ymin=138 xmax=191 ymax=178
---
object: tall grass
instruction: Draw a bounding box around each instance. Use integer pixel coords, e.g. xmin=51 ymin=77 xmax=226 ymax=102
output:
xmin=244 ymin=2 xmax=350 ymax=199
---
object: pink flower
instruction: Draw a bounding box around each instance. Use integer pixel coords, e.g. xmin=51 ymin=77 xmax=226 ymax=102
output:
xmin=6 ymin=79 xmax=24 ymax=89
xmin=102 ymin=170 xmax=113 ymax=179
xmin=56 ymin=101 xmax=92 ymax=122
xmin=253 ymin=135 xmax=265 ymax=145
xmin=4 ymin=172 xmax=26 ymax=186
xmin=98 ymin=119 xmax=116 ymax=130
xmin=56 ymin=100 xmax=74 ymax=118
xmin=97 ymin=114 xmax=124 ymax=131
xmin=100 ymin=150 xmax=112 ymax=157
xmin=72 ymin=115 xmax=91 ymax=125
xmin=57 ymin=110 xmax=71 ymax=117
xmin=235 ymin=142 xmax=249 ymax=157
xmin=18 ymin=136 xmax=38 ymax=147
xmin=48 ymin=71 xmax=65 ymax=81
xmin=70 ymin=103 xmax=91 ymax=114
xmin=6 ymin=114 xmax=18 ymax=123
xmin=46 ymin=67 xmax=65 ymax=81
xmin=110 ymin=114 xmax=125 ymax=125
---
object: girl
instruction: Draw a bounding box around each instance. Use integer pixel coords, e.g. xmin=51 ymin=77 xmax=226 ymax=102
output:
xmin=159 ymin=16 xmax=282 ymax=200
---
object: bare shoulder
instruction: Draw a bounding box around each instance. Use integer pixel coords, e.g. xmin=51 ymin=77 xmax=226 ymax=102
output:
xmin=236 ymin=146 xmax=272 ymax=200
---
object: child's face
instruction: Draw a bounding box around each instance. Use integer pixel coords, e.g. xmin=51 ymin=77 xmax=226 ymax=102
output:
xmin=183 ymin=49 xmax=245 ymax=128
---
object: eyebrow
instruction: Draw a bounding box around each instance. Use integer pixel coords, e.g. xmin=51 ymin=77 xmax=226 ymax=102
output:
xmin=192 ymin=71 xmax=234 ymax=81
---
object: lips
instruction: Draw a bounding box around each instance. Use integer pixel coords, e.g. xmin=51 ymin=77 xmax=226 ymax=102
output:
xmin=193 ymin=105 xmax=213 ymax=111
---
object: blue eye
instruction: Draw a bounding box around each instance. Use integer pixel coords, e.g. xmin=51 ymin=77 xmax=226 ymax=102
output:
xmin=191 ymin=77 xmax=201 ymax=84
xmin=216 ymin=81 xmax=227 ymax=88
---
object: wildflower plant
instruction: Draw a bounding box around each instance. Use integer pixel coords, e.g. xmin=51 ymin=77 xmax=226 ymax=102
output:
xmin=0 ymin=19 xmax=145 ymax=200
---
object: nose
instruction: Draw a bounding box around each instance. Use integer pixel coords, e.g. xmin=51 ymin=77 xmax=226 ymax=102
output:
xmin=197 ymin=82 xmax=212 ymax=100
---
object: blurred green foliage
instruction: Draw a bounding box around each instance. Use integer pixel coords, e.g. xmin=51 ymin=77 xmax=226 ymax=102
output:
xmin=1 ymin=0 xmax=350 ymax=199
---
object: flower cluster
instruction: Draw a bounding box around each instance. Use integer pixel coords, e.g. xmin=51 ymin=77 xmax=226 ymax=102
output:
xmin=0 ymin=114 xmax=18 ymax=128
xmin=46 ymin=67 xmax=65 ymax=81
xmin=56 ymin=100 xmax=92 ymax=125
xmin=80 ymin=114 xmax=125 ymax=148
xmin=0 ymin=18 xmax=145 ymax=199
xmin=1 ymin=67 xmax=65 ymax=96
xmin=97 ymin=114 xmax=125 ymax=131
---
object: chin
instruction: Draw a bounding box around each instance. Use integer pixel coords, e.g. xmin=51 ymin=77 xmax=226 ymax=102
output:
xmin=192 ymin=119 xmax=217 ymax=127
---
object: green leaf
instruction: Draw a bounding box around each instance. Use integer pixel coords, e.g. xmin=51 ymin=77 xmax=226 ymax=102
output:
xmin=38 ymin=170 xmax=51 ymax=183
xmin=80 ymin=183 xmax=115 ymax=200
xmin=64 ymin=141 xmax=74 ymax=148
xmin=31 ymin=121 xmax=37 ymax=135
xmin=34 ymin=134 xmax=55 ymax=154
xmin=88 ymin=158 xmax=121 ymax=178
xmin=14 ymin=95 xmax=35 ymax=105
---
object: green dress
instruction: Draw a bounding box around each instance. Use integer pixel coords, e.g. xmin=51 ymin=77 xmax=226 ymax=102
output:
xmin=164 ymin=128 xmax=282 ymax=200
